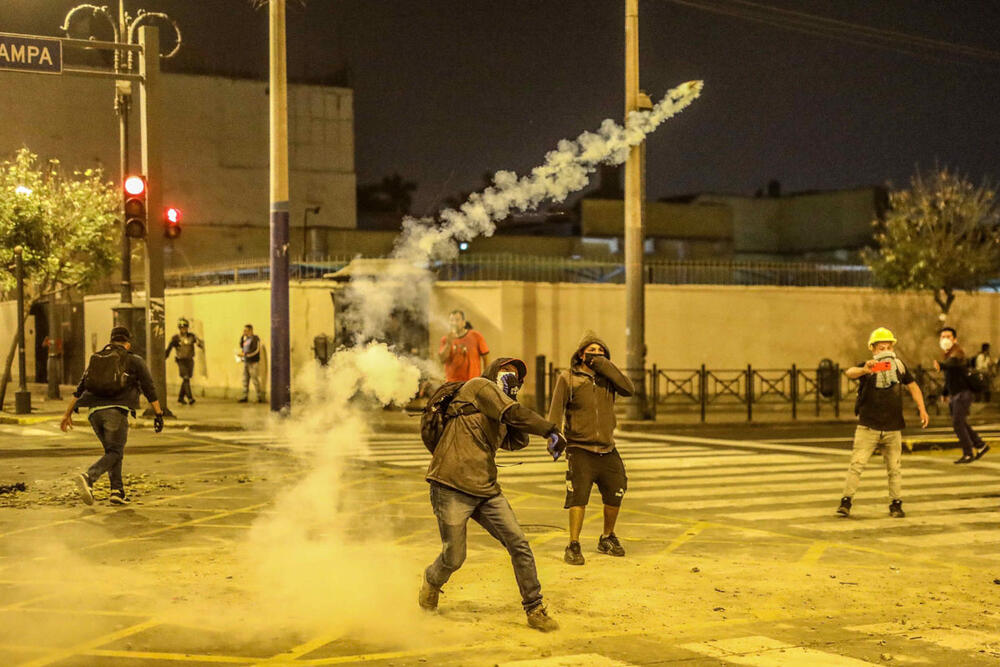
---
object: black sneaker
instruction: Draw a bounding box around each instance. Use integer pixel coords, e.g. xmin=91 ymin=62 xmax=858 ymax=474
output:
xmin=889 ymin=499 xmax=905 ymax=518
xmin=237 ymin=397 xmax=248 ymax=403
xmin=187 ymin=398 xmax=196 ymax=406
xmin=109 ymin=491 xmax=130 ymax=506
xmin=954 ymin=455 xmax=974 ymax=464
xmin=73 ymin=473 xmax=94 ymax=506
xmin=975 ymin=444 xmax=991 ymax=461
xmin=597 ymin=533 xmax=625 ymax=557
xmin=837 ymin=496 xmax=852 ymax=517
xmin=564 ymin=541 xmax=585 ymax=566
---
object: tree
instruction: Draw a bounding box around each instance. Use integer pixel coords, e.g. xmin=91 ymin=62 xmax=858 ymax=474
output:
xmin=863 ymin=168 xmax=1000 ymax=320
xmin=0 ymin=148 xmax=119 ymax=408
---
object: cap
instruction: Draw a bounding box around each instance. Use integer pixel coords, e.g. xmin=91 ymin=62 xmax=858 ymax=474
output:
xmin=110 ymin=326 xmax=131 ymax=342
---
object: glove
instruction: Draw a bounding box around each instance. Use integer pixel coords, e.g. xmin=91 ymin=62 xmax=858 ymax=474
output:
xmin=153 ymin=413 xmax=164 ymax=433
xmin=546 ymin=431 xmax=567 ymax=461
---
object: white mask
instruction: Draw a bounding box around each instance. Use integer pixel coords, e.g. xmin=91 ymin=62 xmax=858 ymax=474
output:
xmin=940 ymin=337 xmax=954 ymax=352
xmin=496 ymin=371 xmax=520 ymax=398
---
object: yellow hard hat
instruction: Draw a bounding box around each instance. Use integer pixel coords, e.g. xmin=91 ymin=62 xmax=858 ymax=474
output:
xmin=868 ymin=327 xmax=897 ymax=347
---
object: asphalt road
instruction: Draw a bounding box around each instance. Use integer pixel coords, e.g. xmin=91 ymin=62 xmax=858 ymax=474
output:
xmin=2 ymin=418 xmax=1000 ymax=665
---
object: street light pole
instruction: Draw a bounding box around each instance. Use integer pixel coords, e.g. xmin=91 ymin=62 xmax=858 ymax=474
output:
xmin=14 ymin=247 xmax=31 ymax=414
xmin=117 ymin=0 xmax=133 ymax=311
xmin=269 ymin=0 xmax=292 ymax=413
xmin=624 ymin=0 xmax=648 ymax=419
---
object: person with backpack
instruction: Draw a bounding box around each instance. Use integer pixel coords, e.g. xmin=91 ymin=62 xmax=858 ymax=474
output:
xmin=935 ymin=326 xmax=990 ymax=464
xmin=165 ymin=317 xmax=204 ymax=405
xmin=546 ymin=332 xmax=634 ymax=566
xmin=836 ymin=328 xmax=929 ymax=519
xmin=420 ymin=357 xmax=567 ymax=632
xmin=59 ymin=326 xmax=164 ymax=506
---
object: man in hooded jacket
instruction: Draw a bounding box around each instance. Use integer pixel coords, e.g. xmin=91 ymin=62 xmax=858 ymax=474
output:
xmin=421 ymin=357 xmax=567 ymax=632
xmin=547 ymin=332 xmax=634 ymax=566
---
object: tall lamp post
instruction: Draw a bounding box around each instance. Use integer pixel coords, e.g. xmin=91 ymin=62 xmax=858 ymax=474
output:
xmin=13 ymin=246 xmax=31 ymax=414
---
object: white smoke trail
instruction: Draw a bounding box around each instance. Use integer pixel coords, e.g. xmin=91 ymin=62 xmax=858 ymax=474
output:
xmin=346 ymin=80 xmax=703 ymax=341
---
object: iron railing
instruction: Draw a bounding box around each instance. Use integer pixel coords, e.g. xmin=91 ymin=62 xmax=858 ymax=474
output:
xmin=542 ymin=362 xmax=947 ymax=423
xmin=165 ymin=254 xmax=874 ymax=288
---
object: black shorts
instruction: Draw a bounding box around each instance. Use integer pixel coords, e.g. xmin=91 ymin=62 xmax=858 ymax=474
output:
xmin=564 ymin=447 xmax=627 ymax=509
xmin=175 ymin=358 xmax=194 ymax=379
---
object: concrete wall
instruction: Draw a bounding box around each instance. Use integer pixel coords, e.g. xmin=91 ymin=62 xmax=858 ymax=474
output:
xmin=7 ymin=282 xmax=998 ymax=403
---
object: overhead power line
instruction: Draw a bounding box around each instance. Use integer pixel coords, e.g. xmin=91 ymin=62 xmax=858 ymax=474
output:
xmin=661 ymin=0 xmax=1000 ymax=68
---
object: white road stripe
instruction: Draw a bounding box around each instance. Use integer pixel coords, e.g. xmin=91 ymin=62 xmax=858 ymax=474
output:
xmin=650 ymin=483 xmax=1000 ymax=511
xmin=679 ymin=635 xmax=878 ymax=666
xmin=724 ymin=495 xmax=1000 ymax=522
xmin=793 ymin=507 xmax=1000 ymax=533
xmin=886 ymin=528 xmax=1000 ymax=547
xmin=499 ymin=461 xmax=850 ymax=481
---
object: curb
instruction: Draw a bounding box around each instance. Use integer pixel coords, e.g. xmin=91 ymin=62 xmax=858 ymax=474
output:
xmin=0 ymin=415 xmax=62 ymax=425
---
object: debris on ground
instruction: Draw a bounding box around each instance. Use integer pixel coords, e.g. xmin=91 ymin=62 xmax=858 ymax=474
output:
xmin=0 ymin=482 xmax=27 ymax=495
xmin=0 ymin=473 xmax=184 ymax=508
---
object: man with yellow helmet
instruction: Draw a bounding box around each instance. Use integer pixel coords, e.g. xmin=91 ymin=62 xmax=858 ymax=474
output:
xmin=837 ymin=327 xmax=928 ymax=518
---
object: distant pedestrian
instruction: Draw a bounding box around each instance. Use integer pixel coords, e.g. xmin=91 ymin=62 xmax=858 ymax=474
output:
xmin=973 ymin=343 xmax=995 ymax=402
xmin=165 ymin=317 xmax=204 ymax=405
xmin=935 ymin=327 xmax=989 ymax=464
xmin=547 ymin=332 xmax=634 ymax=565
xmin=837 ymin=328 xmax=928 ymax=519
xmin=60 ymin=326 xmax=164 ymax=506
xmin=238 ymin=324 xmax=264 ymax=403
xmin=420 ymin=357 xmax=567 ymax=632
xmin=438 ymin=309 xmax=489 ymax=382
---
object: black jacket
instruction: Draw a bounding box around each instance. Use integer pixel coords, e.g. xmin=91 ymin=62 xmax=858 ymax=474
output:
xmin=73 ymin=346 xmax=158 ymax=416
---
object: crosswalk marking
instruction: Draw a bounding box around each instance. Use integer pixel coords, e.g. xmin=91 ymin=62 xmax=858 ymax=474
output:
xmin=679 ymin=635 xmax=879 ymax=666
xmin=724 ymin=495 xmax=1000 ymax=522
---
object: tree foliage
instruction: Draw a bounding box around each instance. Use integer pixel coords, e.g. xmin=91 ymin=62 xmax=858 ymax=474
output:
xmin=862 ymin=168 xmax=1000 ymax=316
xmin=0 ymin=148 xmax=119 ymax=300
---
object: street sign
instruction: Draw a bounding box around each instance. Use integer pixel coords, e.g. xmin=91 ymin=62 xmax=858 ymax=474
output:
xmin=0 ymin=33 xmax=62 ymax=74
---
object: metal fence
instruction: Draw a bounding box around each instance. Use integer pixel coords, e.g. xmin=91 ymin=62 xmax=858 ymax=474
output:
xmin=166 ymin=254 xmax=873 ymax=288
xmin=542 ymin=362 xmax=947 ymax=423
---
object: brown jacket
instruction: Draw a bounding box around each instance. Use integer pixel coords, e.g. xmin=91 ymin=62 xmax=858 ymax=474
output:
xmin=425 ymin=357 xmax=556 ymax=497
xmin=546 ymin=333 xmax=634 ymax=454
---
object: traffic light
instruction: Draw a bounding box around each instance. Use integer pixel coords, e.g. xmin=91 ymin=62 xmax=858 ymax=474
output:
xmin=123 ymin=175 xmax=147 ymax=238
xmin=164 ymin=207 xmax=182 ymax=239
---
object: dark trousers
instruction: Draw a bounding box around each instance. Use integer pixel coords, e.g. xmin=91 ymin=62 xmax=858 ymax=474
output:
xmin=176 ymin=358 xmax=194 ymax=403
xmin=85 ymin=408 xmax=129 ymax=494
xmin=424 ymin=482 xmax=543 ymax=611
xmin=950 ymin=390 xmax=985 ymax=457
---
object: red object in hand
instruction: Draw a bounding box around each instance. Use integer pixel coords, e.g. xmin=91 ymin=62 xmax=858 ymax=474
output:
xmin=871 ymin=361 xmax=892 ymax=372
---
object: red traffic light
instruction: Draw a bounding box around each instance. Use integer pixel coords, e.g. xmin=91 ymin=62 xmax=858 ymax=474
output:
xmin=165 ymin=207 xmax=181 ymax=224
xmin=164 ymin=206 xmax=182 ymax=239
xmin=124 ymin=175 xmax=146 ymax=196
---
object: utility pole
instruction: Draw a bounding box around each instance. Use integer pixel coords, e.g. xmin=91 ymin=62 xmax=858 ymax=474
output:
xmin=269 ymin=0 xmax=291 ymax=413
xmin=624 ymin=0 xmax=648 ymax=419
xmin=138 ymin=25 xmax=170 ymax=416
xmin=117 ymin=0 xmax=133 ymax=311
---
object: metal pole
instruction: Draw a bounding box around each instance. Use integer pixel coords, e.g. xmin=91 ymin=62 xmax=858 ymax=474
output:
xmin=117 ymin=0 xmax=132 ymax=310
xmin=139 ymin=25 xmax=171 ymax=417
xmin=46 ymin=290 xmax=60 ymax=399
xmin=624 ymin=0 xmax=647 ymax=419
xmin=790 ymin=363 xmax=798 ymax=420
xmin=269 ymin=0 xmax=291 ymax=412
xmin=14 ymin=247 xmax=31 ymax=414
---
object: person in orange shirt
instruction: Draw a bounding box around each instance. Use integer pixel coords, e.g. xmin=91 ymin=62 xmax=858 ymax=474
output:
xmin=438 ymin=310 xmax=489 ymax=382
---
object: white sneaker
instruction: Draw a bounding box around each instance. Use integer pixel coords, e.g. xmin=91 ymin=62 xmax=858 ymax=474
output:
xmin=74 ymin=473 xmax=94 ymax=506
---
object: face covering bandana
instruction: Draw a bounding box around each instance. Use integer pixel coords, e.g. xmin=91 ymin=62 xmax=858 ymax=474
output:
xmin=497 ymin=371 xmax=520 ymax=398
xmin=940 ymin=337 xmax=954 ymax=352
xmin=582 ymin=352 xmax=606 ymax=366
xmin=873 ymin=350 xmax=900 ymax=388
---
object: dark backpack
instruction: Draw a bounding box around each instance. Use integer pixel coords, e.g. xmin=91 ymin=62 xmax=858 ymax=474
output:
xmin=83 ymin=345 xmax=130 ymax=397
xmin=967 ymin=368 xmax=989 ymax=393
xmin=420 ymin=381 xmax=477 ymax=453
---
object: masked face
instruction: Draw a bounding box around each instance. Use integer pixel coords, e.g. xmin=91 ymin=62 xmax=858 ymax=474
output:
xmin=496 ymin=370 xmax=520 ymax=398
xmin=940 ymin=337 xmax=955 ymax=352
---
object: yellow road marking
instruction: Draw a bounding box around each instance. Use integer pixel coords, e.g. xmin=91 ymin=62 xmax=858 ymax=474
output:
xmin=88 ymin=648 xmax=256 ymax=663
xmin=661 ymin=521 xmax=710 ymax=554
xmin=798 ymin=541 xmax=830 ymax=565
xmin=254 ymin=631 xmax=345 ymax=665
xmin=19 ymin=618 xmax=160 ymax=667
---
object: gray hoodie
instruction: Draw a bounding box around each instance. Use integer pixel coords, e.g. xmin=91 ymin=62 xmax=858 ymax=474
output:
xmin=546 ymin=332 xmax=633 ymax=454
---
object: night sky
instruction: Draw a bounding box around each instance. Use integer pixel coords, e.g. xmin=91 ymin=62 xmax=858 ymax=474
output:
xmin=3 ymin=0 xmax=999 ymax=215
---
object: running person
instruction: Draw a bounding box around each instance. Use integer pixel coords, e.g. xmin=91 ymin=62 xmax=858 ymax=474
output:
xmin=165 ymin=318 xmax=204 ymax=405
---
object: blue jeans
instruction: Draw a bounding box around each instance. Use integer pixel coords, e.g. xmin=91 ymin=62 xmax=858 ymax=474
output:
xmin=425 ymin=482 xmax=543 ymax=611
xmin=85 ymin=408 xmax=129 ymax=494
xmin=950 ymin=390 xmax=986 ymax=457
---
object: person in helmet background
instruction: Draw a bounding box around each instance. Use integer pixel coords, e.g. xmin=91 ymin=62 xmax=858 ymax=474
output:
xmin=837 ymin=327 xmax=929 ymax=519
xmin=420 ymin=357 xmax=567 ymax=632
xmin=165 ymin=318 xmax=205 ymax=405
xmin=547 ymin=331 xmax=634 ymax=566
